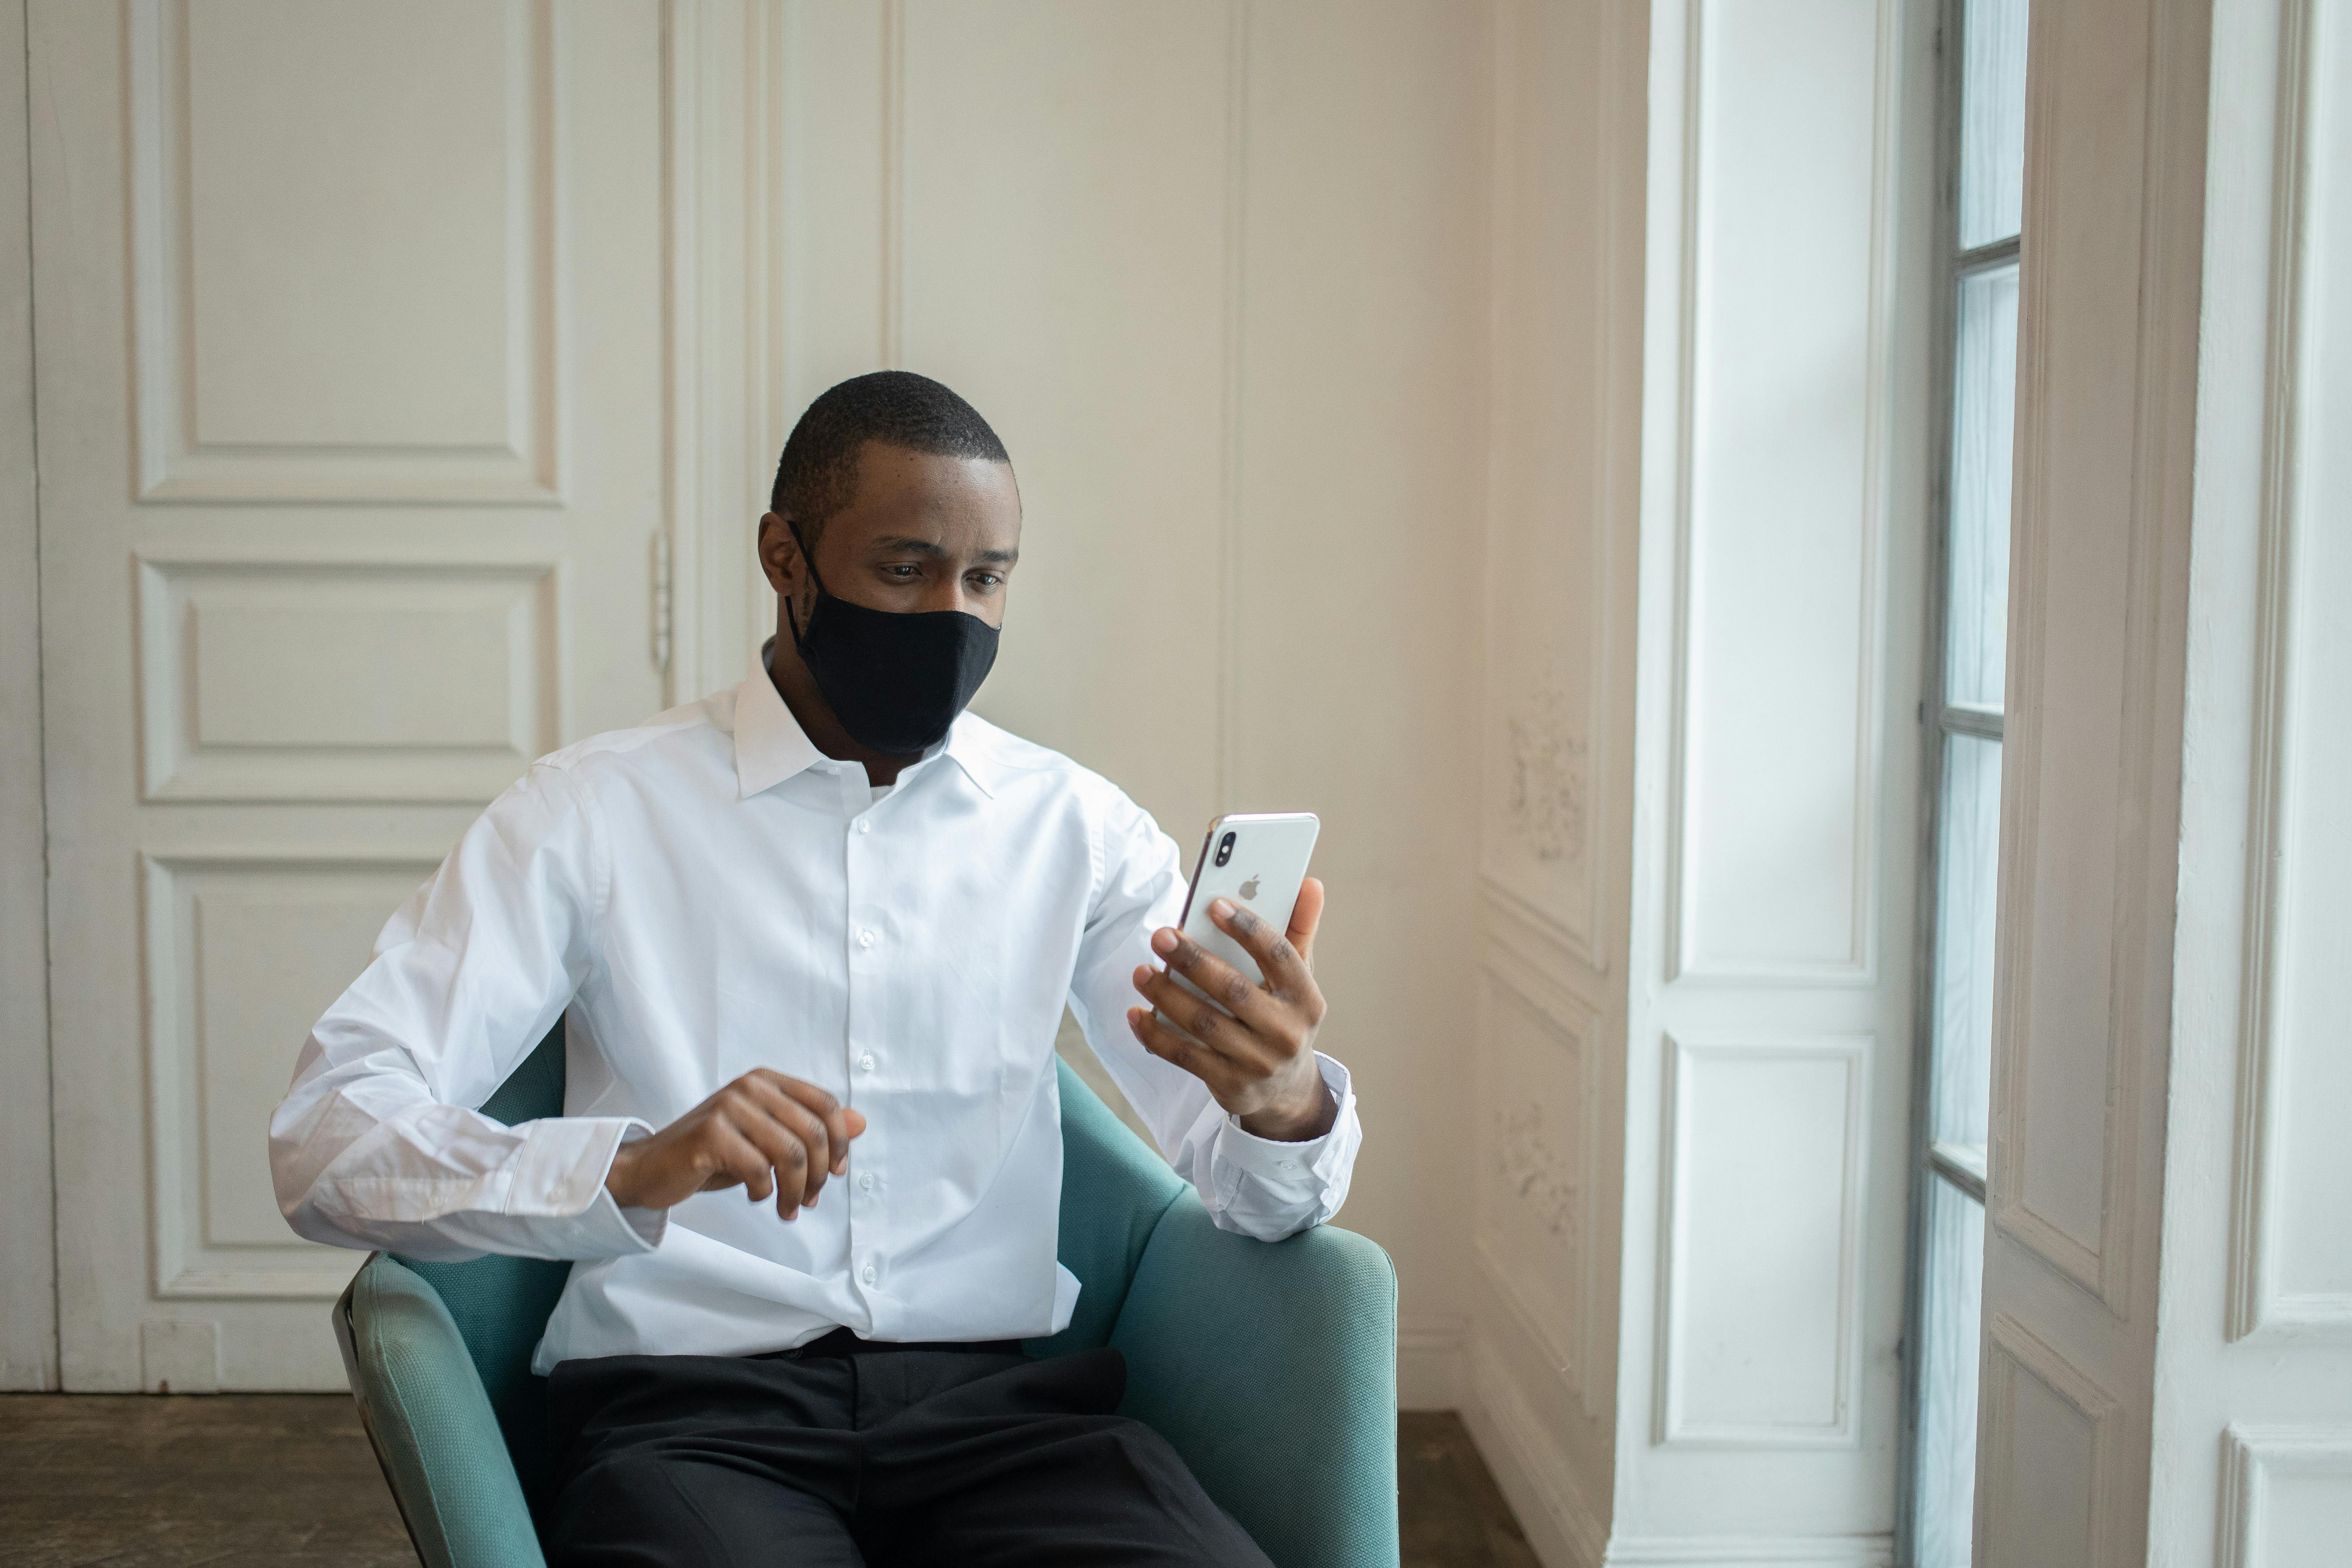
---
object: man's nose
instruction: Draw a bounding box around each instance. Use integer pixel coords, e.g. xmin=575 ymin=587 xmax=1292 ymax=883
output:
xmin=917 ymin=578 xmax=974 ymax=616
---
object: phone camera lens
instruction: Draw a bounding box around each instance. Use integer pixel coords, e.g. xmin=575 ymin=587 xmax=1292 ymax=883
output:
xmin=1214 ymin=831 xmax=1235 ymax=867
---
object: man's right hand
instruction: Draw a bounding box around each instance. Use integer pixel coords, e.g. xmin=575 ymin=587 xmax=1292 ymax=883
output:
xmin=604 ymin=1071 xmax=867 ymax=1221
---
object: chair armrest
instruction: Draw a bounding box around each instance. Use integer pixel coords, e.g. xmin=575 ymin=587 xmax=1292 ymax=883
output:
xmin=335 ymin=1253 xmax=547 ymax=1568
xmin=1110 ymin=1202 xmax=1399 ymax=1568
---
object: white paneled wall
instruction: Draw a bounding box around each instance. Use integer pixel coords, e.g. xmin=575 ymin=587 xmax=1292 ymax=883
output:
xmin=1612 ymin=0 xmax=1932 ymax=1556
xmin=2145 ymin=0 xmax=2352 ymax=1563
xmin=1466 ymin=0 xmax=1937 ymax=1560
xmin=1465 ymin=0 xmax=1644 ymax=1558
xmin=14 ymin=0 xmax=1491 ymax=1389
xmin=759 ymin=0 xmax=1491 ymax=1384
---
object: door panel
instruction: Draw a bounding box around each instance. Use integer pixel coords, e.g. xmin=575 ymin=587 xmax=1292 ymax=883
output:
xmin=30 ymin=0 xmax=665 ymax=1389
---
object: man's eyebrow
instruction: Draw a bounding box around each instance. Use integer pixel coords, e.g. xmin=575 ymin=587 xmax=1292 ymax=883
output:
xmin=868 ymin=535 xmax=1019 ymax=566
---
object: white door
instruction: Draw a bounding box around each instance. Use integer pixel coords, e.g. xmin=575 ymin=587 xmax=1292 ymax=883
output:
xmin=29 ymin=0 xmax=674 ymax=1391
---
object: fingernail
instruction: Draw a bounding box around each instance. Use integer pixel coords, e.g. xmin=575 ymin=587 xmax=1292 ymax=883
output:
xmin=1134 ymin=964 xmax=1154 ymax=988
xmin=1211 ymin=898 xmax=1234 ymax=919
xmin=1151 ymin=929 xmax=1178 ymax=955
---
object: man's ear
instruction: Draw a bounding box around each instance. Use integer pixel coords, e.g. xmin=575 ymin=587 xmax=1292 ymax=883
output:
xmin=756 ymin=512 xmax=800 ymax=597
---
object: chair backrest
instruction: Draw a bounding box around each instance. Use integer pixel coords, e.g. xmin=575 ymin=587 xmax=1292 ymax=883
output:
xmin=394 ymin=1019 xmax=1187 ymax=1510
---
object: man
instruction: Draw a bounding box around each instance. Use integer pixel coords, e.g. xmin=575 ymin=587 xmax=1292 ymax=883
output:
xmin=270 ymin=371 xmax=1362 ymax=1565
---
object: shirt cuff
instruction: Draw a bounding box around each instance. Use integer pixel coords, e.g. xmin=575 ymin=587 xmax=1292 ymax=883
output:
xmin=508 ymin=1116 xmax=666 ymax=1253
xmin=1217 ymin=1053 xmax=1355 ymax=1184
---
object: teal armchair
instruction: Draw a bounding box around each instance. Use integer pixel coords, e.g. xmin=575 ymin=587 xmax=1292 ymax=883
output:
xmin=333 ymin=1024 xmax=1399 ymax=1568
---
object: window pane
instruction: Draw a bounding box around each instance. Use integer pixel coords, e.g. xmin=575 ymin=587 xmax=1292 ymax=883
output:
xmin=1932 ymin=734 xmax=2001 ymax=1151
xmin=1944 ymin=263 xmax=2017 ymax=710
xmin=1914 ymin=1178 xmax=1987 ymax=1568
xmin=1958 ymin=0 xmax=2030 ymax=248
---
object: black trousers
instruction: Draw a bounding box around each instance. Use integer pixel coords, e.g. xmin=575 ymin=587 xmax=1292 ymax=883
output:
xmin=543 ymin=1332 xmax=1274 ymax=1567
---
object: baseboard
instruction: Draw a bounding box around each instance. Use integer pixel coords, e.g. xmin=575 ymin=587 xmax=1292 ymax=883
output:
xmin=1603 ymin=1535 xmax=1894 ymax=1567
xmin=1399 ymin=1319 xmax=1466 ymax=1410
xmin=1463 ymin=1332 xmax=1610 ymax=1568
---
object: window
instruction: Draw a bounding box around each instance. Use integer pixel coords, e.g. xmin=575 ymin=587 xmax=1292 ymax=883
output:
xmin=1902 ymin=0 xmax=2028 ymax=1564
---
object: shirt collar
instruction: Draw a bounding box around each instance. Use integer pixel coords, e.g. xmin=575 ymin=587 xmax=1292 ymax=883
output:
xmin=734 ymin=641 xmax=1002 ymax=801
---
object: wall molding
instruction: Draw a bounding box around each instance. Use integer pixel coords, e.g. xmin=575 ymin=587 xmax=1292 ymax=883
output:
xmin=133 ymin=555 xmax=559 ymax=804
xmin=1603 ymin=1535 xmax=1892 ymax=1567
xmin=142 ymin=848 xmax=446 ymax=1299
xmin=1480 ymin=875 xmax=1605 ymax=1020
xmin=2227 ymin=0 xmax=2348 ymax=1345
xmin=125 ymin=0 xmax=563 ymax=504
xmin=1979 ymin=1313 xmax=2118 ymax=1567
xmin=1658 ymin=0 xmax=1902 ymax=992
xmin=1398 ymin=1316 xmax=1465 ymax=1411
xmin=1213 ymin=0 xmax=1251 ymax=813
xmin=1482 ymin=869 xmax=1604 ymax=983
xmin=1655 ymin=1032 xmax=1870 ymax=1448
xmin=1464 ymin=1330 xmax=1611 ymax=1568
xmin=2219 ymin=1423 xmax=2352 ymax=1568
xmin=1478 ymin=957 xmax=1605 ymax=1417
xmin=1985 ymin=0 xmax=2197 ymax=1324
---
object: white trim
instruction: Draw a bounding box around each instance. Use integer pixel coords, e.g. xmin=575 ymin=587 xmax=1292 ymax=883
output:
xmin=1603 ymin=1535 xmax=1892 ymax=1567
xmin=2219 ymin=1424 xmax=2352 ymax=1568
xmin=1659 ymin=0 xmax=1903 ymax=991
xmin=2225 ymin=0 xmax=2351 ymax=1345
xmin=1464 ymin=1330 xmax=1611 ymax=1568
xmin=0 ymin=0 xmax=57 ymax=1389
xmin=1398 ymin=1318 xmax=1465 ymax=1411
xmin=1655 ymin=1033 xmax=1873 ymax=1448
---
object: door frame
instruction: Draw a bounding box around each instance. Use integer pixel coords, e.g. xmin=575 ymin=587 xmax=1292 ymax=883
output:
xmin=1 ymin=0 xmax=61 ymax=1394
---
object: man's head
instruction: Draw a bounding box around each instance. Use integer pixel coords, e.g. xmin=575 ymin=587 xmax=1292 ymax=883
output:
xmin=759 ymin=371 xmax=1022 ymax=629
xmin=758 ymin=373 xmax=1023 ymax=763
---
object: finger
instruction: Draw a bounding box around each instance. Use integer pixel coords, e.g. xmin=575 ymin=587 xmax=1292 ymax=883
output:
xmin=766 ymin=1074 xmax=855 ymax=1177
xmin=725 ymin=1106 xmax=811 ymax=1219
xmin=1135 ymin=936 xmax=1288 ymax=1038
xmin=744 ymin=1078 xmax=838 ymax=1203
xmin=1286 ymin=877 xmax=1325 ymax=967
xmin=1207 ymin=895 xmax=1314 ymax=999
xmin=704 ymin=1123 xmax=778 ymax=1206
xmin=1127 ymin=1006 xmax=1240 ymax=1096
xmin=1131 ymin=964 xmax=1267 ymax=1068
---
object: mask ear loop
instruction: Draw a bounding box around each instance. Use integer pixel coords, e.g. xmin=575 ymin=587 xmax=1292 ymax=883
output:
xmin=782 ymin=518 xmax=826 ymax=650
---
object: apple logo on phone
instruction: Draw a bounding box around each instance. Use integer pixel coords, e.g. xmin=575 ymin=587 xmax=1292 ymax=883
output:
xmin=1238 ymin=876 xmax=1259 ymax=902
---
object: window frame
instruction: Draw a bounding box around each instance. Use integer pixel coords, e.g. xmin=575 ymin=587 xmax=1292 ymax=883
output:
xmin=1895 ymin=0 xmax=2018 ymax=1561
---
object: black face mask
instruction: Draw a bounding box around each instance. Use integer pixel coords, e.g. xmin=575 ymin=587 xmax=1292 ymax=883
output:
xmin=784 ymin=524 xmax=1000 ymax=755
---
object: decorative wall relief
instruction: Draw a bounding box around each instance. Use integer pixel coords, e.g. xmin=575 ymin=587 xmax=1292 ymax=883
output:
xmin=1495 ymin=1101 xmax=1580 ymax=1243
xmin=1507 ymin=684 xmax=1588 ymax=865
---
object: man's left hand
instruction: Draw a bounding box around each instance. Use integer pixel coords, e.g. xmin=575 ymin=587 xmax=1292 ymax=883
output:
xmin=1128 ymin=877 xmax=1335 ymax=1142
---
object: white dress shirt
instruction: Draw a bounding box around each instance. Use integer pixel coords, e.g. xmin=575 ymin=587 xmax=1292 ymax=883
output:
xmin=270 ymin=660 xmax=1360 ymax=1374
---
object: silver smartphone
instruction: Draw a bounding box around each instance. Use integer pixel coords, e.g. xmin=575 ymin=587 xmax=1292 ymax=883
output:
xmin=1161 ymin=811 xmax=1320 ymax=1019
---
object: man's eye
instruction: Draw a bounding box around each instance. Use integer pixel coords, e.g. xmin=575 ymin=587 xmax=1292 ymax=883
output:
xmin=884 ymin=565 xmax=922 ymax=580
xmin=967 ymin=573 xmax=1004 ymax=592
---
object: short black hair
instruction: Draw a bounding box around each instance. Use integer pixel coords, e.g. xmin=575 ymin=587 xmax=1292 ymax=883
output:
xmin=770 ymin=371 xmax=1011 ymax=542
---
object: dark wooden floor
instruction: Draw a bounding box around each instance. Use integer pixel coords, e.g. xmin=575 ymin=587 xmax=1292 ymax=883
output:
xmin=0 ymin=1396 xmax=1535 ymax=1567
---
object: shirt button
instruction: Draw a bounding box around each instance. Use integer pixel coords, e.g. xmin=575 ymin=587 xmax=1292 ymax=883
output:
xmin=861 ymin=1263 xmax=878 ymax=1286
xmin=859 ymin=1053 xmax=877 ymax=1073
xmin=858 ymin=929 xmax=877 ymax=949
xmin=856 ymin=819 xmax=872 ymax=834
xmin=858 ymin=1171 xmax=874 ymax=1192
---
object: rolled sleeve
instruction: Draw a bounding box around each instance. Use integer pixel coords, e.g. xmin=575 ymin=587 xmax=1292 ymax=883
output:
xmin=508 ymin=1116 xmax=667 ymax=1253
xmin=1199 ymin=1053 xmax=1360 ymax=1240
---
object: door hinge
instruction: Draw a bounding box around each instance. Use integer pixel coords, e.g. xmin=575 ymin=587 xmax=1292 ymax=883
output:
xmin=651 ymin=530 xmax=674 ymax=675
